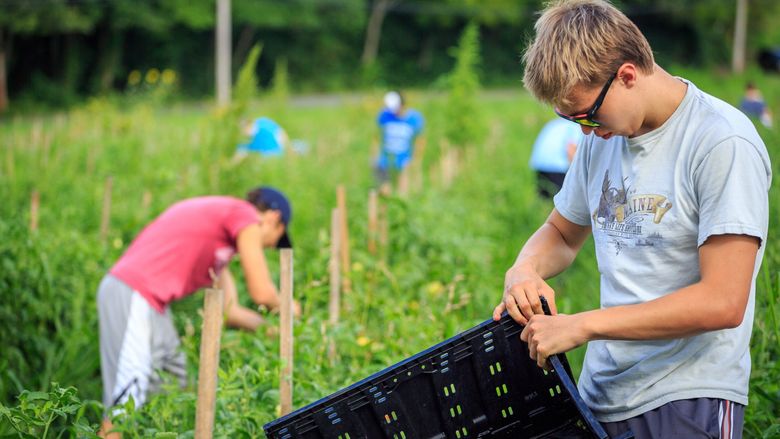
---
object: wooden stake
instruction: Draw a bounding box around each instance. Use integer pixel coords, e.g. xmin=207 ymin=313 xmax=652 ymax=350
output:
xmin=194 ymin=286 xmax=225 ymax=439
xmin=411 ymin=161 xmax=422 ymax=194
xmin=31 ymin=119 xmax=42 ymax=148
xmin=100 ymin=176 xmax=113 ymax=242
xmin=279 ymin=249 xmax=294 ymax=416
xmin=41 ymin=133 xmax=52 ymax=170
xmin=439 ymin=153 xmax=448 ymax=188
xmin=446 ymin=151 xmax=453 ymax=188
xmin=4 ymin=141 xmax=14 ymax=181
xmin=30 ymin=190 xmax=39 ymax=232
xmin=86 ymin=146 xmax=96 ymax=176
xmin=329 ymin=208 xmax=341 ymax=325
xmin=209 ymin=163 xmax=220 ymax=193
xmin=397 ymin=170 xmax=409 ymax=197
xmin=412 ymin=137 xmax=427 ymax=193
xmin=367 ymin=190 xmax=378 ymax=255
xmin=336 ymin=185 xmax=352 ymax=291
xmin=141 ymin=190 xmax=153 ymax=216
xmin=378 ymin=197 xmax=388 ymax=260
xmin=328 ymin=209 xmax=341 ymax=361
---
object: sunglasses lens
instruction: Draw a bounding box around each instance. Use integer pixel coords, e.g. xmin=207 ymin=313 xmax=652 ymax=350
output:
xmin=576 ymin=118 xmax=600 ymax=127
xmin=555 ymin=108 xmax=600 ymax=127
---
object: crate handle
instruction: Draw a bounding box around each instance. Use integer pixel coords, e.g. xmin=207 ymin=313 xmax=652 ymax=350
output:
xmin=539 ymin=296 xmax=611 ymax=439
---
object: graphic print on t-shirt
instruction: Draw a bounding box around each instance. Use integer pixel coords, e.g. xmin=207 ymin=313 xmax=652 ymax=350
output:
xmin=592 ymin=170 xmax=673 ymax=255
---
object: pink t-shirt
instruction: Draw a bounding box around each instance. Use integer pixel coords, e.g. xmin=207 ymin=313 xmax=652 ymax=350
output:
xmin=110 ymin=196 xmax=259 ymax=312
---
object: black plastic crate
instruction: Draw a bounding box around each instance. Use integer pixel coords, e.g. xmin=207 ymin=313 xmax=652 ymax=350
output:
xmin=263 ymin=311 xmax=616 ymax=439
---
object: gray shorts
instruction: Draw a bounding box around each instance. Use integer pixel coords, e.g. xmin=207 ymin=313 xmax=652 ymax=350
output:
xmin=602 ymin=398 xmax=744 ymax=439
xmin=97 ymin=274 xmax=187 ymax=411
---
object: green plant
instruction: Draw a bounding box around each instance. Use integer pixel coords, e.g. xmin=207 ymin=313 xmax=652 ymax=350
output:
xmin=443 ymin=21 xmax=486 ymax=149
xmin=0 ymin=72 xmax=778 ymax=437
xmin=0 ymin=383 xmax=101 ymax=437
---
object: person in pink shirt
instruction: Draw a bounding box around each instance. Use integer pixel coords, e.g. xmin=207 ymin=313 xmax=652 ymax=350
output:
xmin=97 ymin=186 xmax=298 ymax=437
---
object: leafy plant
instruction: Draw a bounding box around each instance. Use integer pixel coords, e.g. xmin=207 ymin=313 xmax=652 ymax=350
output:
xmin=443 ymin=21 xmax=486 ymax=149
xmin=0 ymin=383 xmax=101 ymax=437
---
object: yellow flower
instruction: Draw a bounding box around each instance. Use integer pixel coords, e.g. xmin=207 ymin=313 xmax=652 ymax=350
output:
xmin=145 ymin=68 xmax=160 ymax=84
xmin=356 ymin=336 xmax=371 ymax=347
xmin=127 ymin=70 xmax=141 ymax=86
xmin=161 ymin=69 xmax=177 ymax=85
xmin=425 ymin=281 xmax=445 ymax=296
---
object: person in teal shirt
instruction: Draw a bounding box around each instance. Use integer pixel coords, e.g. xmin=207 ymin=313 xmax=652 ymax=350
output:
xmin=237 ymin=117 xmax=288 ymax=156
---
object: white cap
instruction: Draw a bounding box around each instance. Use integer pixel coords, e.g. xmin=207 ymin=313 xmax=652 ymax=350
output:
xmin=384 ymin=91 xmax=402 ymax=113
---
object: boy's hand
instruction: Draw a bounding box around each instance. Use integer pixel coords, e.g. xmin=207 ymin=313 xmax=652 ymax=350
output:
xmin=493 ymin=262 xmax=557 ymax=325
xmin=265 ymin=299 xmax=301 ymax=318
xmin=521 ymin=313 xmax=587 ymax=368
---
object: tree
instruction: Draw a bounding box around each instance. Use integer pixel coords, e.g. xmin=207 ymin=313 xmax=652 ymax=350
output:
xmin=0 ymin=0 xmax=99 ymax=112
xmin=444 ymin=22 xmax=484 ymax=149
xmin=93 ymin=0 xmax=213 ymax=93
xmin=362 ymin=0 xmax=399 ymax=66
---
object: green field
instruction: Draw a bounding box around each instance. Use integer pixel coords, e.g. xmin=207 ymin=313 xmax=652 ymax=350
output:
xmin=1 ymin=70 xmax=778 ymax=437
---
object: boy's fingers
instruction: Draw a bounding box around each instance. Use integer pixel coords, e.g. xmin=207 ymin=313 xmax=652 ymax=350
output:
xmin=492 ymin=302 xmax=506 ymax=321
xmin=505 ymin=294 xmax=528 ymax=325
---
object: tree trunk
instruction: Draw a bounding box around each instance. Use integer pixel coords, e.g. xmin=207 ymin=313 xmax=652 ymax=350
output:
xmin=732 ymin=0 xmax=747 ymax=73
xmin=361 ymin=0 xmax=395 ymax=66
xmin=95 ymin=24 xmax=123 ymax=93
xmin=215 ymin=0 xmax=232 ymax=106
xmin=62 ymin=34 xmax=81 ymax=94
xmin=0 ymin=29 xmax=8 ymax=113
xmin=418 ymin=33 xmax=434 ymax=71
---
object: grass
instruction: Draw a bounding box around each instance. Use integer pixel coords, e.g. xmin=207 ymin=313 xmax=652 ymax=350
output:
xmin=0 ymin=70 xmax=778 ymax=436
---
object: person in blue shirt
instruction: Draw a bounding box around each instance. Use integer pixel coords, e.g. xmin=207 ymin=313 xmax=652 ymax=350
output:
xmin=529 ymin=118 xmax=583 ymax=198
xmin=237 ymin=117 xmax=288 ymax=156
xmin=740 ymin=82 xmax=773 ymax=128
xmin=374 ymin=91 xmax=425 ymax=185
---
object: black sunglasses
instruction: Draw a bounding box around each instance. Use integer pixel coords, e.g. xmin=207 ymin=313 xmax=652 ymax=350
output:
xmin=554 ymin=71 xmax=618 ymax=127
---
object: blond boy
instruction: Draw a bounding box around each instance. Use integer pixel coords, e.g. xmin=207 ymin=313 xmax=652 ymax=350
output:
xmin=494 ymin=1 xmax=771 ymax=437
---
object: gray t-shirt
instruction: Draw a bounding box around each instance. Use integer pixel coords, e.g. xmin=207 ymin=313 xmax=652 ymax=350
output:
xmin=554 ymin=79 xmax=771 ymax=422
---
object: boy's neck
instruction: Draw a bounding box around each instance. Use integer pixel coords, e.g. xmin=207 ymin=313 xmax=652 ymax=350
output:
xmin=636 ymin=65 xmax=688 ymax=136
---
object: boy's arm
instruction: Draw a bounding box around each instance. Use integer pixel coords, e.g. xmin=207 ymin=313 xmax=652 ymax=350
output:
xmin=521 ymin=233 xmax=759 ymax=368
xmin=237 ymin=223 xmax=281 ymax=310
xmin=494 ymin=208 xmax=591 ymax=324
xmin=219 ymin=267 xmax=265 ymax=331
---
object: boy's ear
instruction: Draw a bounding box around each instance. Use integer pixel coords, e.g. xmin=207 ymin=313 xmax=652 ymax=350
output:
xmin=618 ymin=63 xmax=638 ymax=88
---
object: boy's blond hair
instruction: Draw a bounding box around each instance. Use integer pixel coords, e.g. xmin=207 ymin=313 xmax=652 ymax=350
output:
xmin=523 ymin=0 xmax=654 ymax=107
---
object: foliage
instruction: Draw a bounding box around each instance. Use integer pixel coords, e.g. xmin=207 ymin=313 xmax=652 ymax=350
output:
xmin=0 ymin=70 xmax=778 ymax=437
xmin=0 ymin=383 xmax=101 ymax=437
xmin=0 ymin=219 xmax=106 ymax=406
xmin=443 ymin=21 xmax=485 ymax=149
xmin=232 ymin=44 xmax=263 ymax=117
xmin=8 ymin=1 xmax=780 ymax=110
xmin=269 ymin=57 xmax=290 ymax=113
xmin=207 ymin=43 xmax=263 ymax=175
xmin=620 ymin=0 xmax=780 ymax=66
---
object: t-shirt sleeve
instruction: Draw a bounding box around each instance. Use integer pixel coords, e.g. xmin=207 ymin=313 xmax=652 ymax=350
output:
xmin=224 ymin=203 xmax=260 ymax=241
xmin=378 ymin=111 xmax=390 ymax=126
xmin=411 ymin=110 xmax=424 ymax=134
xmin=693 ymin=137 xmax=770 ymax=247
xmin=553 ymin=135 xmax=592 ymax=226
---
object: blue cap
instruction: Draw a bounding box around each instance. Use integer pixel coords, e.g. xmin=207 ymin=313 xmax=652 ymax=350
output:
xmin=248 ymin=186 xmax=293 ymax=248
